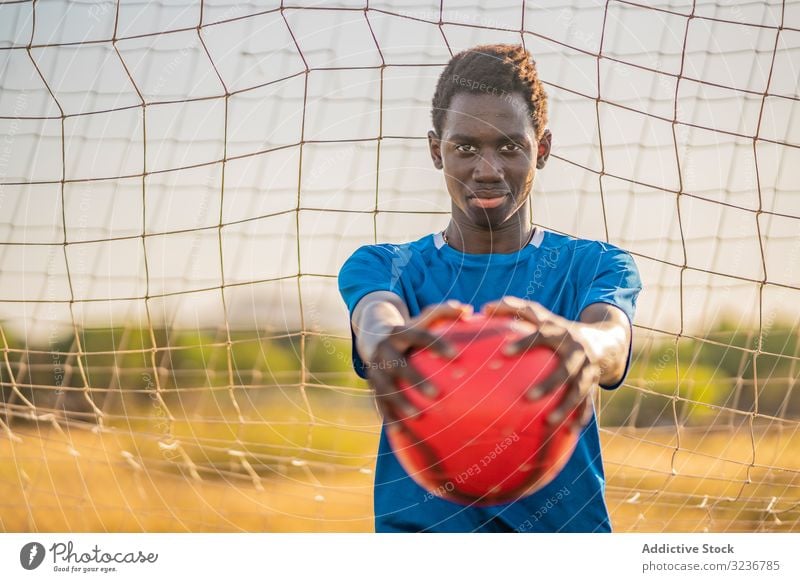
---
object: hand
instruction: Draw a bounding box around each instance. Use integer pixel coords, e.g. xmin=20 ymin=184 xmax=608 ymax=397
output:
xmin=481 ymin=296 xmax=599 ymax=432
xmin=367 ymin=300 xmax=473 ymax=422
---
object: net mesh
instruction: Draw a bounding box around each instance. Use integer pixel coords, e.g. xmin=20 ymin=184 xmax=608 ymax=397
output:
xmin=0 ymin=0 xmax=799 ymax=532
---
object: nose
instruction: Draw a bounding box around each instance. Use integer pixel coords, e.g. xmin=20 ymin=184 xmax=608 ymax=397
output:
xmin=473 ymin=151 xmax=504 ymax=183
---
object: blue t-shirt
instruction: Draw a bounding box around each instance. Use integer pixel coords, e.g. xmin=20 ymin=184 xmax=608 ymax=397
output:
xmin=338 ymin=228 xmax=642 ymax=532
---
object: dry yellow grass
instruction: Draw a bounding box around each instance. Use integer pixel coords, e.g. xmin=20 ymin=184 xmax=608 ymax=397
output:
xmin=0 ymin=425 xmax=373 ymax=532
xmin=2 ymin=422 xmax=799 ymax=532
xmin=604 ymin=425 xmax=800 ymax=532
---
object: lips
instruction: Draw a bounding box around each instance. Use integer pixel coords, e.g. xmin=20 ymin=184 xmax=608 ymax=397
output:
xmin=468 ymin=190 xmax=508 ymax=209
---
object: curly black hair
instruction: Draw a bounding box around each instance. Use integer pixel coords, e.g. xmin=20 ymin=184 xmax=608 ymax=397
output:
xmin=430 ymin=44 xmax=548 ymax=140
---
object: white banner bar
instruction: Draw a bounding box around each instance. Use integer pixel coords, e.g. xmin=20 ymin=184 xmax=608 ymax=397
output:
xmin=2 ymin=533 xmax=799 ymax=581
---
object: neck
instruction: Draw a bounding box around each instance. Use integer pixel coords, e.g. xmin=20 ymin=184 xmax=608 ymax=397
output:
xmin=443 ymin=219 xmax=534 ymax=254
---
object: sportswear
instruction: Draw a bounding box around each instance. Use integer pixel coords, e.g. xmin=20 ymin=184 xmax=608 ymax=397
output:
xmin=338 ymin=228 xmax=642 ymax=532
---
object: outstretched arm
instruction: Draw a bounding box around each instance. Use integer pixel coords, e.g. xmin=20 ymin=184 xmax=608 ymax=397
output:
xmin=482 ymin=296 xmax=632 ymax=430
xmin=352 ymin=292 xmax=472 ymax=420
xmin=574 ymin=302 xmax=631 ymax=388
xmin=351 ymin=291 xmax=410 ymax=365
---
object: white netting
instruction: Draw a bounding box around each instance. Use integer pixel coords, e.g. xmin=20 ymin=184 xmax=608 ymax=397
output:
xmin=0 ymin=0 xmax=798 ymax=532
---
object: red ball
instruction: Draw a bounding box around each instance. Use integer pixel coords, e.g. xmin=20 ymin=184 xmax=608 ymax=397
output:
xmin=388 ymin=314 xmax=580 ymax=506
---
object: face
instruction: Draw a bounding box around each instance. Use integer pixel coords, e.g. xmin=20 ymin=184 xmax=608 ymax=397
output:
xmin=428 ymin=91 xmax=551 ymax=229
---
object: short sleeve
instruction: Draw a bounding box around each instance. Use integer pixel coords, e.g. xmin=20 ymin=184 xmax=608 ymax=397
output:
xmin=338 ymin=244 xmax=407 ymax=379
xmin=577 ymin=246 xmax=641 ymax=323
xmin=338 ymin=244 xmax=405 ymax=313
xmin=576 ymin=245 xmax=643 ymax=390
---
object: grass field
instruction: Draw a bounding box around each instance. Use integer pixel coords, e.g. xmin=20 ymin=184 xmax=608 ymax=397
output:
xmin=2 ymin=417 xmax=799 ymax=532
xmin=0 ymin=423 xmax=373 ymax=532
xmin=604 ymin=426 xmax=800 ymax=532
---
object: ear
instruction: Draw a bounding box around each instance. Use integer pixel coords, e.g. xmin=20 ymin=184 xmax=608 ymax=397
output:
xmin=428 ymin=130 xmax=443 ymax=170
xmin=535 ymin=129 xmax=552 ymax=170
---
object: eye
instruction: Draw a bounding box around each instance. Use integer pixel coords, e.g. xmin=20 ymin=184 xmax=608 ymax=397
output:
xmin=500 ymin=142 xmax=521 ymax=152
xmin=455 ymin=144 xmax=477 ymax=154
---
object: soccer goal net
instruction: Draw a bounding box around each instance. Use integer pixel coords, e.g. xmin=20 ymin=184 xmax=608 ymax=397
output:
xmin=0 ymin=0 xmax=798 ymax=532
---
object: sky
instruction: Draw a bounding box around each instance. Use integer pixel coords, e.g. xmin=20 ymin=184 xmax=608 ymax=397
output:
xmin=0 ymin=0 xmax=798 ymax=344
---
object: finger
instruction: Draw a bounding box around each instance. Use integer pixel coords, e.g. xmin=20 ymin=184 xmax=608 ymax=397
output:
xmin=527 ymin=365 xmax=569 ymax=399
xmin=372 ymin=379 xmax=417 ymax=422
xmin=522 ymin=331 xmax=586 ymax=379
xmin=377 ymin=341 xmax=439 ymax=399
xmin=567 ymin=399 xmax=593 ymax=434
xmin=482 ymin=296 xmax=537 ymax=322
xmin=426 ymin=334 xmax=459 ymax=359
xmin=396 ymin=359 xmax=439 ymax=399
xmin=481 ymin=296 xmax=523 ymax=313
xmin=398 ymin=327 xmax=457 ymax=359
xmin=377 ymin=385 xmax=420 ymax=419
xmin=504 ymin=326 xmax=557 ymax=356
xmin=559 ymin=346 xmax=590 ymax=377
xmin=418 ymin=300 xmax=473 ymax=328
xmin=548 ymin=387 xmax=586 ymax=425
xmin=368 ymin=370 xmax=408 ymax=406
xmin=504 ymin=319 xmax=571 ymax=355
xmin=571 ymin=398 xmax=594 ymax=433
xmin=484 ymin=298 xmax=557 ymax=327
xmin=549 ymin=367 xmax=595 ymax=424
xmin=367 ymin=347 xmax=426 ymax=406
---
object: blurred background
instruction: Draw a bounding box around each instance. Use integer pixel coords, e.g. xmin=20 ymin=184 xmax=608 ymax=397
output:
xmin=0 ymin=0 xmax=798 ymax=532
